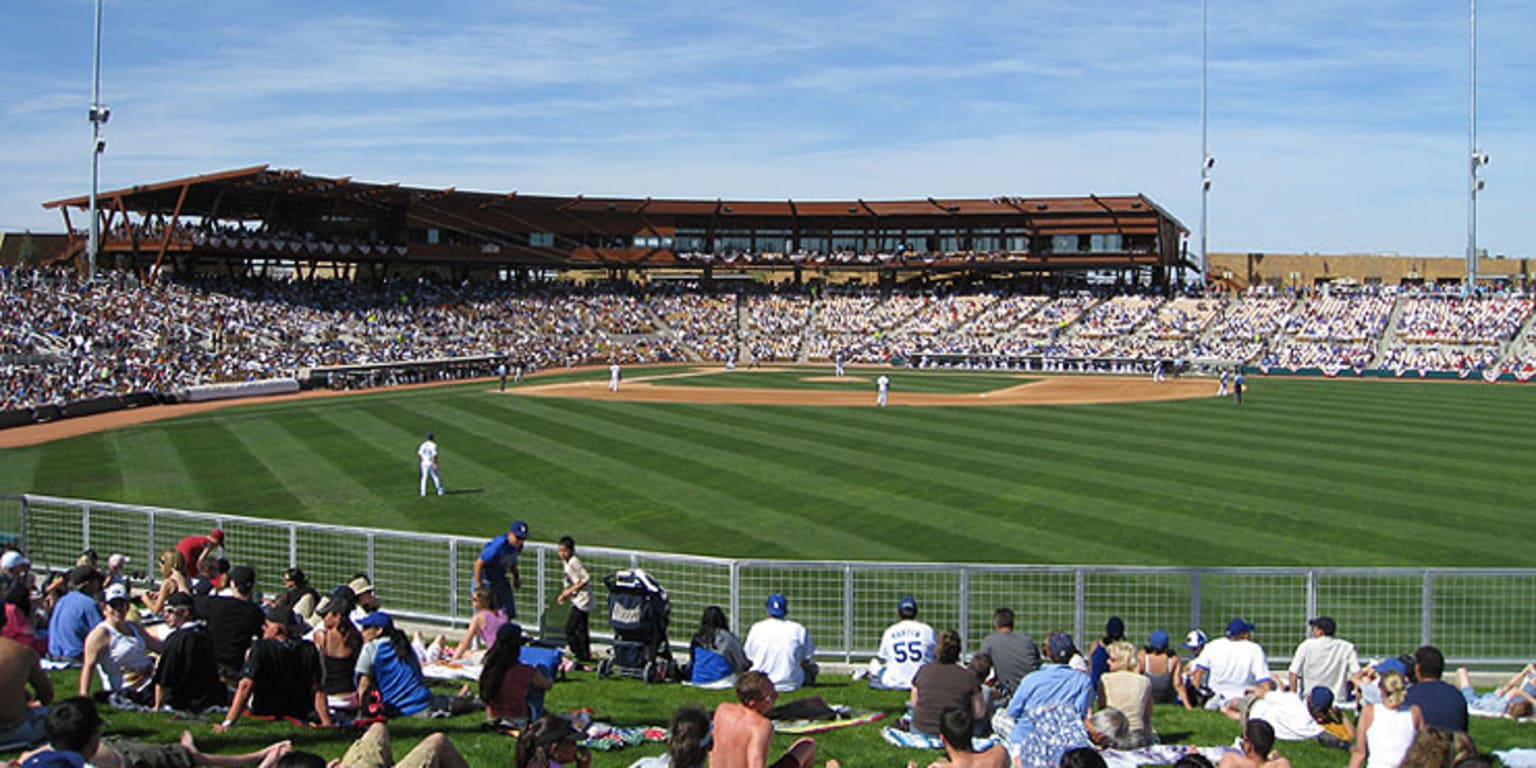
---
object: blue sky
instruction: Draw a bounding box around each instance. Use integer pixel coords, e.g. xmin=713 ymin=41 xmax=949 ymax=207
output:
xmin=2 ymin=1 xmax=1531 ymax=257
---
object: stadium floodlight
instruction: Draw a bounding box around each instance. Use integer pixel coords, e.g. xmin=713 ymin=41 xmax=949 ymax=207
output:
xmin=87 ymin=0 xmax=105 ymax=282
xmin=1204 ymin=155 xmax=1216 ymax=170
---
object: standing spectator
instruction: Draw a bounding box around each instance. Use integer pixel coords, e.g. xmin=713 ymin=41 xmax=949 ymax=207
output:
xmin=980 ymin=607 xmax=1041 ymax=699
xmin=910 ymin=629 xmax=984 ymax=737
xmin=1349 ymin=671 xmax=1422 ymax=768
xmin=195 ymin=565 xmax=265 ymax=684
xmin=47 ymin=566 xmax=104 ymax=662
xmin=555 ymin=536 xmax=593 ymax=664
xmin=474 ymin=521 xmax=527 ymax=619
xmin=1403 ymin=645 xmax=1468 ymax=733
xmin=743 ymin=593 xmax=817 ymax=692
xmin=867 ymin=596 xmax=936 ymax=690
xmin=1287 ymin=616 xmax=1359 ymax=704
xmin=152 ymin=592 xmax=227 ymax=713
xmin=1190 ymin=619 xmax=1273 ymax=709
xmin=175 ymin=529 xmax=223 ymax=579
xmin=216 ymin=605 xmax=330 ymax=731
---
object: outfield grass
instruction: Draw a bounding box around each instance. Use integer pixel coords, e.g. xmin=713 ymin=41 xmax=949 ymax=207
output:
xmin=3 ymin=370 xmax=1534 ymax=567
xmin=654 ymin=367 xmax=1036 ymax=393
xmin=10 ymin=668 xmax=1534 ymax=768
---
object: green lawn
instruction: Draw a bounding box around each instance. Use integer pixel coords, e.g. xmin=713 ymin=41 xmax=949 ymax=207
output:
xmin=651 ymin=367 xmax=1035 ymax=393
xmin=10 ymin=668 xmax=1534 ymax=768
xmin=3 ymin=371 xmax=1534 ymax=567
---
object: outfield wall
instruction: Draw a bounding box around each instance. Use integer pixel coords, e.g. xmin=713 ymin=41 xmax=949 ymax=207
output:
xmin=6 ymin=494 xmax=1532 ymax=665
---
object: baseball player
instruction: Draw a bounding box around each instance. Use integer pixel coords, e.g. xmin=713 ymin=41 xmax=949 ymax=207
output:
xmin=609 ymin=362 xmax=621 ymax=392
xmin=1153 ymin=359 xmax=1166 ymax=383
xmin=876 ymin=374 xmax=890 ymax=407
xmin=418 ymin=432 xmax=444 ymax=497
xmin=835 ymin=350 xmax=846 ymax=377
xmin=1218 ymin=368 xmax=1231 ymax=397
xmin=497 ymin=362 xmax=508 ymax=392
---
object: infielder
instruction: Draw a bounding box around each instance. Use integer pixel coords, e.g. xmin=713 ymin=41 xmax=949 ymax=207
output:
xmin=876 ymin=374 xmax=890 ymax=407
xmin=1218 ymin=369 xmax=1231 ymax=397
xmin=418 ymin=432 xmax=444 ymax=497
xmin=497 ymin=362 xmax=508 ymax=391
xmin=1153 ymin=359 xmax=1166 ymax=383
xmin=474 ymin=520 xmax=527 ymax=618
xmin=835 ymin=351 xmax=846 ymax=377
xmin=609 ymin=362 xmax=621 ymax=392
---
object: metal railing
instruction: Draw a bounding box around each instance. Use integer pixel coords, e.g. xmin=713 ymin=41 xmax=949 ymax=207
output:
xmin=5 ymin=494 xmax=1532 ymax=664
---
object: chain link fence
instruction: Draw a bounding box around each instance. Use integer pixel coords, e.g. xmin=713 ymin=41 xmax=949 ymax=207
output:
xmin=5 ymin=494 xmax=1532 ymax=664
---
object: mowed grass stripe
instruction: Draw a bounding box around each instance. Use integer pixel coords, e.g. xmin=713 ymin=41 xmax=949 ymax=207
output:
xmin=26 ymin=432 xmax=123 ymax=499
xmin=99 ymin=427 xmax=200 ymax=508
xmin=161 ymin=419 xmax=303 ymax=514
xmin=438 ymin=396 xmax=800 ymax=556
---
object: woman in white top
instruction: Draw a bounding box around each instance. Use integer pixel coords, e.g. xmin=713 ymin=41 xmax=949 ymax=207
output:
xmin=79 ymin=583 xmax=161 ymax=700
xmin=1349 ymin=670 xmax=1422 ymax=768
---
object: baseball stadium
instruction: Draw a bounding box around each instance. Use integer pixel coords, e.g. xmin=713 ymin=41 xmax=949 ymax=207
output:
xmin=3 ymin=163 xmax=1536 ymax=767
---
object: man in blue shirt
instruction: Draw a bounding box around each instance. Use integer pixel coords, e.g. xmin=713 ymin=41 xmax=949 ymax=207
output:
xmin=474 ymin=521 xmax=528 ymax=619
xmin=47 ymin=567 xmax=103 ymax=661
xmin=1004 ymin=631 xmax=1094 ymax=753
xmin=1403 ymin=645 xmax=1468 ymax=732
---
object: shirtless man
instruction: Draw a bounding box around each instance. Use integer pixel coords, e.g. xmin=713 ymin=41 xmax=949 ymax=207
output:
xmin=1218 ymin=719 xmax=1291 ymax=768
xmin=906 ymin=706 xmax=1009 ymax=768
xmin=0 ymin=605 xmax=54 ymax=749
xmin=711 ymin=671 xmax=815 ymax=768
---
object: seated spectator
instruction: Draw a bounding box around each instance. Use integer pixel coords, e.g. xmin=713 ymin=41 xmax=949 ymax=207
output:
xmin=1097 ymin=640 xmax=1153 ymax=747
xmin=196 ymin=564 xmax=266 ymax=684
xmin=216 ymin=605 xmax=331 ymax=730
xmin=979 ymin=608 xmax=1040 ymax=700
xmin=910 ymin=629 xmax=983 ymax=738
xmin=152 ymin=592 xmax=227 ymax=713
xmin=1399 ymin=726 xmax=1479 ymax=768
xmin=18 ymin=696 xmax=295 ymax=768
xmin=687 ymin=605 xmax=749 ymax=689
xmin=0 ymin=599 xmax=53 ymax=749
xmin=628 ymin=706 xmax=711 ymax=768
xmin=1000 ymin=631 xmax=1094 ymax=766
xmin=1085 ymin=708 xmax=1137 ymax=750
xmin=868 ymin=596 xmax=936 ymax=691
xmin=1190 ymin=619 xmax=1272 ymax=710
xmin=711 ymin=671 xmax=815 ymax=768
xmin=0 ymin=550 xmax=29 ymax=599
xmin=450 ymin=586 xmax=507 ymax=662
xmin=1404 ymin=645 xmax=1468 ymax=733
xmin=515 ymin=713 xmax=592 ymax=768
xmin=275 ymin=568 xmax=320 ymax=625
xmin=47 ymin=566 xmax=104 ymax=662
xmin=3 ymin=579 xmax=46 ymax=656
xmin=78 ymin=583 xmax=159 ymax=702
xmin=1349 ymin=671 xmax=1423 ymax=768
xmin=1086 ymin=617 xmax=1125 ymax=693
xmin=743 ymin=594 xmax=817 ymax=692
xmin=479 ymin=623 xmax=553 ymax=727
xmin=313 ymin=593 xmax=363 ymax=711
xmin=1455 ymin=664 xmax=1536 ymax=717
xmin=328 ymin=721 xmax=471 ymax=768
xmin=912 ymin=706 xmax=1009 ymax=768
xmin=142 ymin=549 xmax=190 ymax=616
xmin=356 ymin=612 xmax=475 ymax=719
xmin=1139 ymin=630 xmax=1185 ymax=707
xmin=1219 ymin=719 xmax=1292 ymax=768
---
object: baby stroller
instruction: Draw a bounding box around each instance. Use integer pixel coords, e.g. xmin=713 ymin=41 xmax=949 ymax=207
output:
xmin=596 ymin=568 xmax=676 ymax=683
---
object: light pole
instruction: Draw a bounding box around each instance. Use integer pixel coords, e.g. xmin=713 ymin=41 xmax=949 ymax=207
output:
xmin=1465 ymin=0 xmax=1488 ymax=296
xmin=87 ymin=0 xmax=108 ymax=281
xmin=1199 ymin=0 xmax=1213 ymax=288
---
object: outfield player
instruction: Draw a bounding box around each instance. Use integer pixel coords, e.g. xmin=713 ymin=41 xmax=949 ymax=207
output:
xmin=1218 ymin=369 xmax=1231 ymax=397
xmin=418 ymin=432 xmax=444 ymax=497
xmin=866 ymin=596 xmax=935 ymax=690
xmin=609 ymin=362 xmax=622 ymax=392
xmin=474 ymin=521 xmax=527 ymax=619
xmin=834 ymin=351 xmax=845 ymax=377
xmin=876 ymin=374 xmax=890 ymax=407
xmin=497 ymin=362 xmax=508 ymax=391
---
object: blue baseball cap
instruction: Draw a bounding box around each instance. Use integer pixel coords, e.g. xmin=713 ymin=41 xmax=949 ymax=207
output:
xmin=358 ymin=611 xmax=394 ymax=630
xmin=1226 ymin=618 xmax=1256 ymax=637
xmin=1045 ymin=631 xmax=1077 ymax=663
xmin=1148 ymin=629 xmax=1170 ymax=651
xmin=1308 ymin=686 xmax=1335 ymax=712
xmin=510 ymin=520 xmax=529 ymax=538
xmin=898 ymin=596 xmax=918 ymax=615
xmin=766 ymin=593 xmax=788 ymax=618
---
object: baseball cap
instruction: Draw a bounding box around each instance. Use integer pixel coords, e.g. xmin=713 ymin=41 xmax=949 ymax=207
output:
xmin=208 ymin=529 xmax=225 ymax=544
xmin=1105 ymin=616 xmax=1125 ymax=638
xmin=1045 ymin=631 xmax=1077 ymax=663
xmin=264 ymin=605 xmax=302 ymax=634
xmin=0 ymin=551 xmax=29 ymax=570
xmin=426 ymin=432 xmax=435 ymax=440
xmin=229 ymin=565 xmax=256 ymax=592
xmin=68 ymin=565 xmax=102 ymax=587
xmin=898 ymin=596 xmax=918 ymax=615
xmin=357 ymin=611 xmax=394 ymax=630
xmin=348 ymin=576 xmax=375 ymax=595
xmin=510 ymin=520 xmax=530 ymax=539
xmin=1148 ymin=629 xmax=1170 ymax=651
xmin=766 ymin=593 xmax=788 ymax=618
xmin=1184 ymin=629 xmax=1208 ymax=649
xmin=317 ymin=585 xmax=357 ymax=616
xmin=166 ymin=591 xmax=195 ymax=611
xmin=1226 ymin=617 xmax=1256 ymax=637
xmin=22 ymin=751 xmax=88 ymax=768
xmin=104 ymin=582 xmax=131 ymax=605
xmin=108 ymin=553 xmax=130 ymax=570
xmin=1308 ymin=616 xmax=1337 ymax=635
xmin=1308 ymin=686 xmax=1335 ymax=713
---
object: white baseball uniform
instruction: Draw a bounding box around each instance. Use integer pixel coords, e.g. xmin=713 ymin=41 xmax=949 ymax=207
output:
xmin=609 ymin=363 xmax=621 ymax=392
xmin=418 ymin=438 xmax=443 ymax=496
xmin=876 ymin=374 xmax=890 ymax=407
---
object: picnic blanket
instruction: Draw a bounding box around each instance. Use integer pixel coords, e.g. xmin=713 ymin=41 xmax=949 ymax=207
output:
xmin=777 ymin=709 xmax=885 ymax=735
xmin=1494 ymin=749 xmax=1536 ymax=768
xmin=880 ymin=726 xmax=995 ymax=752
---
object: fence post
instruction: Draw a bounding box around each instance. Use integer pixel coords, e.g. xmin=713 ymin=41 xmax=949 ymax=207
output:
xmin=1190 ymin=569 xmax=1203 ymax=635
xmin=536 ymin=547 xmax=547 ymax=619
xmin=82 ymin=504 xmax=91 ymax=553
xmin=844 ymin=563 xmax=855 ymax=663
xmin=366 ymin=533 xmax=376 ymax=582
xmin=17 ymin=496 xmax=28 ymax=555
xmin=448 ymin=540 xmax=459 ymax=621
xmin=144 ymin=508 xmax=155 ymax=574
xmin=288 ymin=524 xmax=297 ymax=569
xmin=958 ymin=566 xmax=971 ymax=649
xmin=1073 ymin=568 xmax=1086 ymax=644
xmin=728 ymin=560 xmax=740 ymax=642
xmin=1305 ymin=569 xmax=1318 ymax=621
xmin=1421 ymin=570 xmax=1435 ymax=648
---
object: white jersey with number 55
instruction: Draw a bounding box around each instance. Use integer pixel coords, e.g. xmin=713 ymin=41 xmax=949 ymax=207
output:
xmin=876 ymin=619 xmax=936 ymax=689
